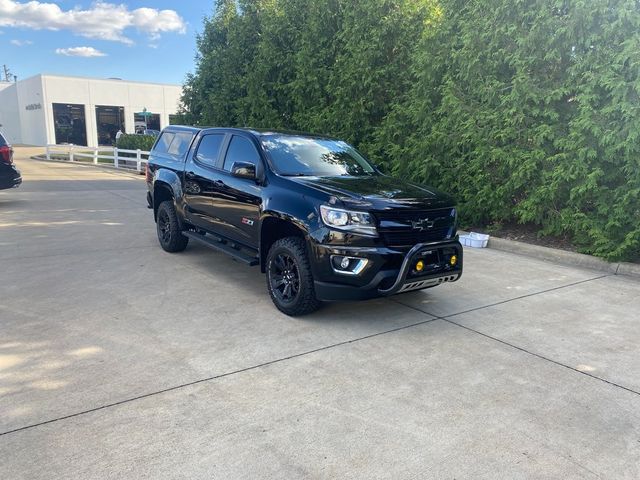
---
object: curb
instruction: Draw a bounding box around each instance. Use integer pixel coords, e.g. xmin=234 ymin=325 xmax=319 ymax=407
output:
xmin=617 ymin=261 xmax=640 ymax=278
xmin=466 ymin=233 xmax=640 ymax=279
xmin=487 ymin=236 xmax=617 ymax=274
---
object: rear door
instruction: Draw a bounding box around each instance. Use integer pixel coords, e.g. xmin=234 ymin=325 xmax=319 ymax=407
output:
xmin=208 ymin=134 xmax=263 ymax=247
xmin=182 ymin=132 xmax=229 ymax=231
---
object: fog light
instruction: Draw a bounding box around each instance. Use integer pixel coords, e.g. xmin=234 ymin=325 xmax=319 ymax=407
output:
xmin=415 ymin=260 xmax=425 ymax=272
xmin=330 ymin=255 xmax=369 ymax=275
xmin=450 ymin=255 xmax=458 ymax=266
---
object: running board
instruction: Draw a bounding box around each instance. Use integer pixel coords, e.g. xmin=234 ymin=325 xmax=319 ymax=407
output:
xmin=183 ymin=231 xmax=259 ymax=266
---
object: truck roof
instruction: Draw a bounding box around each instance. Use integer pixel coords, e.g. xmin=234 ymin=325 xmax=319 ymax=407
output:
xmin=163 ymin=125 xmax=336 ymax=140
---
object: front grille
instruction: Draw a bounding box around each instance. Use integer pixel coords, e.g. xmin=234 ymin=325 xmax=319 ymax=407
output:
xmin=375 ymin=208 xmax=455 ymax=247
xmin=374 ymin=208 xmax=453 ymax=222
xmin=380 ymin=227 xmax=452 ymax=246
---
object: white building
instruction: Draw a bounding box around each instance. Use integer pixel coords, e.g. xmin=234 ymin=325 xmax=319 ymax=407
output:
xmin=0 ymin=74 xmax=182 ymax=147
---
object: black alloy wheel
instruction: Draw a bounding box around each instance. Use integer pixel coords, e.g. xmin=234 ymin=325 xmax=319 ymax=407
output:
xmin=266 ymin=237 xmax=322 ymax=316
xmin=156 ymin=200 xmax=189 ymax=253
xmin=158 ymin=208 xmax=172 ymax=244
xmin=270 ymin=253 xmax=300 ymax=303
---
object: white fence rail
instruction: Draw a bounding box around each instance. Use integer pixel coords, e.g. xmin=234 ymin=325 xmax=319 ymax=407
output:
xmin=46 ymin=144 xmax=151 ymax=173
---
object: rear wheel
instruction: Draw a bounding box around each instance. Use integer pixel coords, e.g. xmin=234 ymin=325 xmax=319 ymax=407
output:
xmin=266 ymin=237 xmax=321 ymax=316
xmin=156 ymin=200 xmax=189 ymax=252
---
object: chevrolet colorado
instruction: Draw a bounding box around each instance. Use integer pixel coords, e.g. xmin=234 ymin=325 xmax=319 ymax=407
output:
xmin=146 ymin=126 xmax=462 ymax=315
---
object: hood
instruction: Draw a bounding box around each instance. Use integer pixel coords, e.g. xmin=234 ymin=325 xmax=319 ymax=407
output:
xmin=290 ymin=174 xmax=456 ymax=211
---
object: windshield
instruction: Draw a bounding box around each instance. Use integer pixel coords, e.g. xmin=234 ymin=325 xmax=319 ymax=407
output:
xmin=261 ymin=135 xmax=377 ymax=177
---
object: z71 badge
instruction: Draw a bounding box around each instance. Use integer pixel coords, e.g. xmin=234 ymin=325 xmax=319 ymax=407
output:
xmin=241 ymin=217 xmax=255 ymax=226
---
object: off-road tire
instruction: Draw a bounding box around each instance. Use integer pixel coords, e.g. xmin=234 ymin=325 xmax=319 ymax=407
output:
xmin=156 ymin=200 xmax=189 ymax=253
xmin=266 ymin=237 xmax=322 ymax=316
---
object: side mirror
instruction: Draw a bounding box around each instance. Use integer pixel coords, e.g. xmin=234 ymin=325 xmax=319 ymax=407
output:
xmin=231 ymin=161 xmax=256 ymax=180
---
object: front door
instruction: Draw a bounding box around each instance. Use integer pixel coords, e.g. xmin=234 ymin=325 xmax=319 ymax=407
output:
xmin=209 ymin=134 xmax=262 ymax=248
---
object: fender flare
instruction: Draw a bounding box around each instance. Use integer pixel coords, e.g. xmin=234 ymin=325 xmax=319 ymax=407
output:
xmin=153 ymin=168 xmax=186 ymax=225
xmin=258 ymin=202 xmax=320 ymax=272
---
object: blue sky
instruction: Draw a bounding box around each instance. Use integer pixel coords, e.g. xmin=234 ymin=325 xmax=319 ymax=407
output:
xmin=0 ymin=1 xmax=214 ymax=85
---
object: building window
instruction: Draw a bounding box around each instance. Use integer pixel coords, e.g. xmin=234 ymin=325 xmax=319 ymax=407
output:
xmin=53 ymin=103 xmax=87 ymax=146
xmin=134 ymin=112 xmax=160 ymax=133
xmin=95 ymin=105 xmax=125 ymax=146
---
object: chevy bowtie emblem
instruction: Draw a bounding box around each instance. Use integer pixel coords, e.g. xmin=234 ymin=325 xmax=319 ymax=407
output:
xmin=411 ymin=218 xmax=435 ymax=231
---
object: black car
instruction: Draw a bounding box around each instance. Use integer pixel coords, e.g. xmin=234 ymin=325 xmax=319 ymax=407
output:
xmin=147 ymin=127 xmax=462 ymax=315
xmin=0 ymin=133 xmax=21 ymax=190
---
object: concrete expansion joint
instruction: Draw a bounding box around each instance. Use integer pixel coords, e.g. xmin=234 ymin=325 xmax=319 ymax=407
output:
xmin=0 ymin=314 xmax=443 ymax=438
xmin=391 ymin=283 xmax=640 ymax=401
xmin=15 ymin=276 xmax=617 ymax=437
xmin=441 ymin=315 xmax=640 ymax=398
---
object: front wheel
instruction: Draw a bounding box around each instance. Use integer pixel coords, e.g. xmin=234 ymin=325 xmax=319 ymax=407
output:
xmin=266 ymin=237 xmax=321 ymax=316
xmin=156 ymin=200 xmax=189 ymax=253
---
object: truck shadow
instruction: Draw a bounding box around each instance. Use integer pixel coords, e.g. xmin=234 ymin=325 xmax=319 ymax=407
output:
xmin=180 ymin=242 xmax=431 ymax=327
xmin=0 ymin=198 xmax=28 ymax=209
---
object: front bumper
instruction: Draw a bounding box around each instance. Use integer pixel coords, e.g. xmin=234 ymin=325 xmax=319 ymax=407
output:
xmin=312 ymin=240 xmax=463 ymax=302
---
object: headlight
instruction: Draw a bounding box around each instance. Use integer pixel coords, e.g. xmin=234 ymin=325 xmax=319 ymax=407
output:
xmin=320 ymin=205 xmax=377 ymax=235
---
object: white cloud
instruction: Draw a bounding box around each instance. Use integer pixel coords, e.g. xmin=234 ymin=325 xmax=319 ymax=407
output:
xmin=0 ymin=1 xmax=186 ymax=44
xmin=10 ymin=38 xmax=31 ymax=45
xmin=55 ymin=46 xmax=106 ymax=57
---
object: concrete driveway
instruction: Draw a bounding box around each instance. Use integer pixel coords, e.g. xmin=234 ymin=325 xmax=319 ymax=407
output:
xmin=1 ymin=151 xmax=639 ymax=479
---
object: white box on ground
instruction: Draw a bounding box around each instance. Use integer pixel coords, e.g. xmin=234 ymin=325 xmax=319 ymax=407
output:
xmin=460 ymin=232 xmax=490 ymax=248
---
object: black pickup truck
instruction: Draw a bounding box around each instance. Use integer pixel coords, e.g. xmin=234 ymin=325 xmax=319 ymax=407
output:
xmin=0 ymin=132 xmax=21 ymax=190
xmin=146 ymin=126 xmax=462 ymax=315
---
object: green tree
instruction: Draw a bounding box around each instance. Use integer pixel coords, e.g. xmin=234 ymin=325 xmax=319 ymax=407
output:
xmin=180 ymin=0 xmax=261 ymax=126
xmin=182 ymin=0 xmax=640 ymax=261
xmin=376 ymin=0 xmax=640 ymax=260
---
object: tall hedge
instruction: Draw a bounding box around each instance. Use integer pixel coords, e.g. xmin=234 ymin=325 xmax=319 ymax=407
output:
xmin=181 ymin=0 xmax=640 ymax=261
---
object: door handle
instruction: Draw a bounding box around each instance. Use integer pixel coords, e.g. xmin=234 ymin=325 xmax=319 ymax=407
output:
xmin=213 ymin=179 xmax=225 ymax=187
xmin=185 ymin=171 xmax=196 ymax=179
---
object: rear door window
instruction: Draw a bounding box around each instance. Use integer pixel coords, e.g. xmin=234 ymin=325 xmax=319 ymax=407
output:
xmin=195 ymin=134 xmax=226 ymax=168
xmin=0 ymin=133 xmax=7 ymax=147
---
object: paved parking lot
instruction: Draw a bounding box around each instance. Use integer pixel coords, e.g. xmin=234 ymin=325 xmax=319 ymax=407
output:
xmin=1 ymin=152 xmax=639 ymax=479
